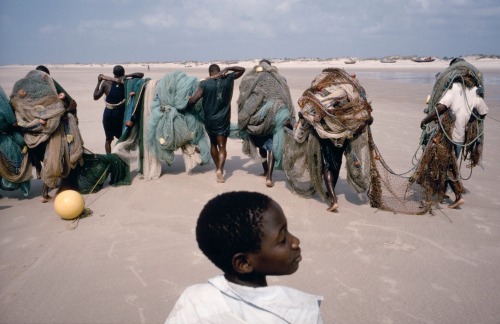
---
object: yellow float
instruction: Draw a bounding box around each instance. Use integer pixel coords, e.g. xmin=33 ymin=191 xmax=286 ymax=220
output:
xmin=54 ymin=190 xmax=85 ymax=220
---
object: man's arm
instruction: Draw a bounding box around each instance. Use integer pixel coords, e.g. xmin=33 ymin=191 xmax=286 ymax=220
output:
xmin=93 ymin=74 xmax=111 ymax=100
xmin=187 ymin=87 xmax=203 ymax=107
xmin=124 ymin=72 xmax=144 ymax=80
xmin=52 ymin=79 xmax=77 ymax=114
xmin=219 ymin=66 xmax=245 ymax=80
xmin=420 ymin=103 xmax=448 ymax=129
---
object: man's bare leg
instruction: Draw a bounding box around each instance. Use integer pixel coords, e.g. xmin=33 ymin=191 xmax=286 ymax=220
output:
xmin=324 ymin=169 xmax=339 ymax=212
xmin=448 ymin=193 xmax=464 ymax=209
xmin=214 ymin=135 xmax=227 ymax=183
xmin=41 ymin=184 xmax=51 ymax=203
xmin=266 ymin=150 xmax=274 ymax=188
xmin=448 ymin=170 xmax=464 ymax=209
xmin=105 ymin=140 xmax=112 ymax=154
xmin=258 ymin=148 xmax=268 ymax=177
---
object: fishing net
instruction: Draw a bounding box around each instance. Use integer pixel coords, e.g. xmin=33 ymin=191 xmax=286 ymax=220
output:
xmin=237 ymin=61 xmax=295 ymax=169
xmin=147 ymin=71 xmax=210 ymax=172
xmin=140 ymin=79 xmax=162 ymax=180
xmin=113 ymin=77 xmax=150 ymax=164
xmin=284 ymin=68 xmax=432 ymax=214
xmin=412 ymin=60 xmax=485 ymax=207
xmin=9 ymin=70 xmax=84 ymax=189
xmin=0 ymin=87 xmax=32 ymax=196
xmin=75 ymin=149 xmax=131 ymax=194
xmin=284 ymin=68 xmax=373 ymax=200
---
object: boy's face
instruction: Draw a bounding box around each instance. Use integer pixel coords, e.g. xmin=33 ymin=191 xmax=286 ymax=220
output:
xmin=247 ymin=201 xmax=301 ymax=276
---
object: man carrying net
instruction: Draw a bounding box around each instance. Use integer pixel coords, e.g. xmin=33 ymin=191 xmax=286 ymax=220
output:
xmin=237 ymin=59 xmax=295 ymax=187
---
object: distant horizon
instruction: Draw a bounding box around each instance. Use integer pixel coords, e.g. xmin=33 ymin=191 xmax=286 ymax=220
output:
xmin=2 ymin=54 xmax=499 ymax=67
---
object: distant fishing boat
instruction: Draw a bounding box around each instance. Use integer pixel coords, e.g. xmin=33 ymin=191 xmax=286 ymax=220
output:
xmin=380 ymin=58 xmax=396 ymax=63
xmin=344 ymin=58 xmax=356 ymax=64
xmin=412 ymin=57 xmax=435 ymax=63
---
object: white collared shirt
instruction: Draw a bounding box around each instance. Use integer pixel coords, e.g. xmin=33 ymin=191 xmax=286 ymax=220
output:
xmin=165 ymin=275 xmax=324 ymax=324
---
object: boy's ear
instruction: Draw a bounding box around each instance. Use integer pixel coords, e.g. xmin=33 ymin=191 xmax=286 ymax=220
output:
xmin=232 ymin=253 xmax=254 ymax=274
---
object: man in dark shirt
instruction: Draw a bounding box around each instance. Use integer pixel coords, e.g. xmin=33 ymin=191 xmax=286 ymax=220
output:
xmin=188 ymin=64 xmax=245 ymax=183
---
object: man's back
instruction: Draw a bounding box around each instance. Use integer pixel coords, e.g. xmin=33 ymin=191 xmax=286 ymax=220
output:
xmin=200 ymin=74 xmax=236 ymax=121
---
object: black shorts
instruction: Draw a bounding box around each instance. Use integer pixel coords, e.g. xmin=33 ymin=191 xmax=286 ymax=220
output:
xmin=103 ymin=107 xmax=124 ymax=141
xmin=319 ymin=137 xmax=345 ymax=173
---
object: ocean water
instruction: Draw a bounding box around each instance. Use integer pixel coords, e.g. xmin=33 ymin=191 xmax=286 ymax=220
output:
xmin=356 ymin=70 xmax=500 ymax=104
xmin=356 ymin=71 xmax=500 ymax=86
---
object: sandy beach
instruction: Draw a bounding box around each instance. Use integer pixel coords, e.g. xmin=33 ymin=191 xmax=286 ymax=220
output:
xmin=1 ymin=58 xmax=500 ymax=323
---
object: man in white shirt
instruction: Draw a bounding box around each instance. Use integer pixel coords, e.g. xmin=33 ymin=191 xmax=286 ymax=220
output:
xmin=420 ymin=58 xmax=488 ymax=208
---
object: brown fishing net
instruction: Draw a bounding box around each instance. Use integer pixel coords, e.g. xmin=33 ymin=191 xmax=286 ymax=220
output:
xmin=10 ymin=70 xmax=84 ymax=188
xmin=284 ymin=68 xmax=434 ymax=214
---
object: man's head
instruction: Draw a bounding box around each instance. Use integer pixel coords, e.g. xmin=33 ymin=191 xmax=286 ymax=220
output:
xmin=450 ymin=57 xmax=465 ymax=66
xmin=259 ymin=59 xmax=272 ymax=66
xmin=36 ymin=65 xmax=50 ymax=75
xmin=113 ymin=65 xmax=125 ymax=78
xmin=196 ymin=191 xmax=301 ymax=278
xmin=208 ymin=64 xmax=220 ymax=76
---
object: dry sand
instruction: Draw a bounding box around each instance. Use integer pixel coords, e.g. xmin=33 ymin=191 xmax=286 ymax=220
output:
xmin=1 ymin=58 xmax=500 ymax=323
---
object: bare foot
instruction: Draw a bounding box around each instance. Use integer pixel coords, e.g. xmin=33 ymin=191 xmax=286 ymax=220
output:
xmin=327 ymin=202 xmax=339 ymax=212
xmin=216 ymin=170 xmax=225 ymax=183
xmin=448 ymin=198 xmax=464 ymax=209
xmin=266 ymin=179 xmax=274 ymax=188
xmin=40 ymin=195 xmax=52 ymax=203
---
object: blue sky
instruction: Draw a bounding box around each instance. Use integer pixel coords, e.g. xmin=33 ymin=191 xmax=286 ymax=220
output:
xmin=1 ymin=0 xmax=499 ymax=65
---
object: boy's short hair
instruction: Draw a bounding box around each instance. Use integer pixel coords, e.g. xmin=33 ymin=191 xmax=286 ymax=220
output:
xmin=196 ymin=191 xmax=272 ymax=274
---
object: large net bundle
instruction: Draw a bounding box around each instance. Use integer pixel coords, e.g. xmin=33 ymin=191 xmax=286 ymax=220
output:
xmin=10 ymin=70 xmax=84 ymax=188
xmin=113 ymin=77 xmax=150 ymax=162
xmin=430 ymin=60 xmax=484 ymax=162
xmin=0 ymin=87 xmax=32 ymax=196
xmin=10 ymin=70 xmax=65 ymax=148
xmin=284 ymin=68 xmax=433 ymax=214
xmin=237 ymin=62 xmax=295 ymax=168
xmin=139 ymin=79 xmax=162 ymax=180
xmin=426 ymin=60 xmax=483 ymax=115
xmin=411 ymin=60 xmax=485 ymax=208
xmin=410 ymin=112 xmax=461 ymax=207
xmin=284 ymin=68 xmax=373 ymax=200
xmin=147 ymin=71 xmax=210 ymax=172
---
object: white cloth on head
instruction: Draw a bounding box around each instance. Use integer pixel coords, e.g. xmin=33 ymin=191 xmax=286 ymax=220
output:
xmin=439 ymin=83 xmax=488 ymax=142
xmin=165 ymin=275 xmax=324 ymax=324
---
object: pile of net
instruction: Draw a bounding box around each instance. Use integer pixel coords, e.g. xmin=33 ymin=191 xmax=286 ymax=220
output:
xmin=411 ymin=60 xmax=485 ymax=206
xmin=147 ymin=71 xmax=210 ymax=173
xmin=112 ymin=77 xmax=151 ymax=171
xmin=0 ymin=87 xmax=32 ymax=196
xmin=236 ymin=61 xmax=295 ymax=168
xmin=283 ymin=68 xmax=432 ymax=214
xmin=74 ymin=148 xmax=131 ymax=194
xmin=9 ymin=70 xmax=84 ymax=189
xmin=283 ymin=68 xmax=373 ymax=199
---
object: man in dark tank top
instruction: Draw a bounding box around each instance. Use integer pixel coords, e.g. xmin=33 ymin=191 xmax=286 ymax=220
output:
xmin=93 ymin=65 xmax=143 ymax=153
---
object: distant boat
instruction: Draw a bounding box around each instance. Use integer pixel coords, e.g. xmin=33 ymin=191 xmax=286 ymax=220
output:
xmin=344 ymin=58 xmax=356 ymax=64
xmin=412 ymin=57 xmax=435 ymax=63
xmin=380 ymin=58 xmax=396 ymax=63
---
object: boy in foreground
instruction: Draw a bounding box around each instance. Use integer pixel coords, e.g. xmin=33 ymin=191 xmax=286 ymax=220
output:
xmin=165 ymin=191 xmax=323 ymax=323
